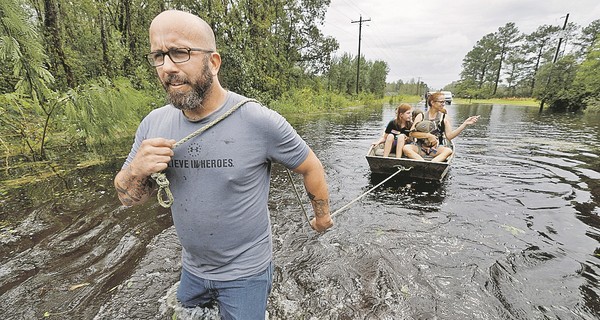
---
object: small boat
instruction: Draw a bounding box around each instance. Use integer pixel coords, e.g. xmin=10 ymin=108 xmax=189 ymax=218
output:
xmin=365 ymin=140 xmax=454 ymax=182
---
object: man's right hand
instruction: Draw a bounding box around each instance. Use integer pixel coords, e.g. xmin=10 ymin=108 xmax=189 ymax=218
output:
xmin=128 ymin=138 xmax=176 ymax=177
xmin=114 ymin=138 xmax=176 ymax=206
xmin=310 ymin=216 xmax=333 ymax=233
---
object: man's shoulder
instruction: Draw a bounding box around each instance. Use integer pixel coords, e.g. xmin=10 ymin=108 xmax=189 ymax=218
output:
xmin=226 ymin=91 xmax=265 ymax=110
xmin=139 ymin=105 xmax=179 ymax=128
xmin=225 ymin=92 xmax=279 ymax=121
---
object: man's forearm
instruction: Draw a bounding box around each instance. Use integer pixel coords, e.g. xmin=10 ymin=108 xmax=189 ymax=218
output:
xmin=306 ymin=188 xmax=330 ymax=219
xmin=293 ymin=150 xmax=333 ymax=231
xmin=114 ymin=166 xmax=154 ymax=206
xmin=303 ymin=170 xmax=331 ymax=219
xmin=304 ymin=170 xmax=333 ymax=232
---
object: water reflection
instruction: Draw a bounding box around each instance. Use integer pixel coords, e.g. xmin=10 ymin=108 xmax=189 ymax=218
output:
xmin=274 ymin=103 xmax=600 ymax=319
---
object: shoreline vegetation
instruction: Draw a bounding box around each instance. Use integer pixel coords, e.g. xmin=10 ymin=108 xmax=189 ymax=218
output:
xmin=272 ymin=93 xmax=539 ymax=114
xmin=2 ymin=0 xmax=597 ymax=197
xmin=453 ymin=97 xmax=539 ymax=107
xmin=371 ymin=95 xmax=539 ymax=108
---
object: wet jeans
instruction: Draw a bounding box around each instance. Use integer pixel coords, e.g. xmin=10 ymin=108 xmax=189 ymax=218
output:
xmin=177 ymin=262 xmax=274 ymax=320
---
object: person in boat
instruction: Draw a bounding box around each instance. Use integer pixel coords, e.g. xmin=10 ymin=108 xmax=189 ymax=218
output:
xmin=403 ymin=91 xmax=480 ymax=162
xmin=372 ymin=103 xmax=415 ymax=158
xmin=113 ymin=10 xmax=333 ymax=319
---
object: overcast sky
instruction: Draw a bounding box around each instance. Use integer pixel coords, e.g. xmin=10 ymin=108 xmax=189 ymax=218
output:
xmin=320 ymin=0 xmax=600 ymax=90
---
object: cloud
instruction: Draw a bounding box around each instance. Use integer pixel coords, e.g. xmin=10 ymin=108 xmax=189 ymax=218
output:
xmin=321 ymin=0 xmax=600 ymax=89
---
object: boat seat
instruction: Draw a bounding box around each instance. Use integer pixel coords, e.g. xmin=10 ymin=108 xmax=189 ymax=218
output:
xmin=374 ymin=149 xmax=398 ymax=157
xmin=373 ymin=143 xmax=436 ymax=160
xmin=373 ymin=143 xmax=398 ymax=157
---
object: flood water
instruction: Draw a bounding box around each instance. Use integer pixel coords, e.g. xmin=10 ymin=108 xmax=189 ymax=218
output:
xmin=1 ymin=103 xmax=599 ymax=319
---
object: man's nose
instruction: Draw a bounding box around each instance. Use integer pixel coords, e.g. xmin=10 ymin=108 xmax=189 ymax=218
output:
xmin=161 ymin=54 xmax=179 ymax=72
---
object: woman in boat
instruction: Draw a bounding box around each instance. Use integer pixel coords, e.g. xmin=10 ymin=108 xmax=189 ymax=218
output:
xmin=403 ymin=91 xmax=480 ymax=162
xmin=372 ymin=103 xmax=415 ymax=158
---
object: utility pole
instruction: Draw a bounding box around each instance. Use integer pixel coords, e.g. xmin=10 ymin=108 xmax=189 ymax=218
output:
xmin=352 ymin=15 xmax=370 ymax=94
xmin=541 ymin=13 xmax=569 ymax=113
xmin=552 ymin=13 xmax=569 ymax=63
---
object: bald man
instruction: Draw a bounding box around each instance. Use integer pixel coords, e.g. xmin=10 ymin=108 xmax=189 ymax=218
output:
xmin=114 ymin=10 xmax=333 ymax=319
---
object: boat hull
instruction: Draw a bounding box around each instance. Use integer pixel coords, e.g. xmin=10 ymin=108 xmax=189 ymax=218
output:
xmin=365 ymin=142 xmax=453 ymax=182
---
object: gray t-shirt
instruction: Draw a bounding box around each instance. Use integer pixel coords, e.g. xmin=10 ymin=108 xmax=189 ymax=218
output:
xmin=123 ymin=91 xmax=310 ymax=281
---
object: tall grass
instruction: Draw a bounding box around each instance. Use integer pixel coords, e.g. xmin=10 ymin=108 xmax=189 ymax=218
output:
xmin=270 ymin=88 xmax=384 ymax=113
xmin=453 ymin=97 xmax=539 ymax=106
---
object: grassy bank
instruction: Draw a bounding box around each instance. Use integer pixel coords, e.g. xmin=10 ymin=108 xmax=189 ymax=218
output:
xmin=453 ymin=97 xmax=539 ymax=107
xmin=382 ymin=95 xmax=539 ymax=107
xmin=270 ymin=89 xmax=388 ymax=114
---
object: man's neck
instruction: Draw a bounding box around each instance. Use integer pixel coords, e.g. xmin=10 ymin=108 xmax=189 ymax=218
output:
xmin=182 ymin=87 xmax=228 ymax=121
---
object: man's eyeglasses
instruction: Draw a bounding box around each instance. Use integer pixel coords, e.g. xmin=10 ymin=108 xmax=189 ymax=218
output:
xmin=435 ymin=100 xmax=445 ymax=103
xmin=146 ymin=47 xmax=214 ymax=67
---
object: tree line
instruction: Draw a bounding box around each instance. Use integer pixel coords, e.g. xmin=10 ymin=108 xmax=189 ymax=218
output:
xmin=450 ymin=19 xmax=600 ymax=112
xmin=0 ymin=0 xmax=389 ymax=163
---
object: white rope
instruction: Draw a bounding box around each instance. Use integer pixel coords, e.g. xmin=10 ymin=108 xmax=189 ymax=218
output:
xmin=284 ymin=165 xmax=411 ymax=222
xmin=331 ymin=166 xmax=410 ymax=217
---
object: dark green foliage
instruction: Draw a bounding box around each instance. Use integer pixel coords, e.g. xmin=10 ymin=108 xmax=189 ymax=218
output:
xmin=63 ymin=77 xmax=160 ymax=145
xmin=533 ymin=35 xmax=600 ymax=112
xmin=1 ymin=0 xmax=350 ymax=163
xmin=459 ymin=33 xmax=500 ymax=96
xmin=1 ymin=0 xmax=58 ymax=160
xmin=566 ymin=38 xmax=600 ymax=113
xmin=456 ymin=18 xmax=600 ymax=112
xmin=325 ymin=53 xmax=389 ymax=97
xmin=533 ymin=55 xmax=579 ymax=112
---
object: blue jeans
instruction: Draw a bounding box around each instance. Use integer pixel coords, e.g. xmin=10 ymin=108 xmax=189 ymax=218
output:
xmin=177 ymin=262 xmax=274 ymax=320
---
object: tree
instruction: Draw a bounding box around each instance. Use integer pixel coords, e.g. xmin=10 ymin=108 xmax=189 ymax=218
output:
xmin=178 ymin=0 xmax=339 ymax=102
xmin=491 ymin=22 xmax=522 ymax=95
xmin=569 ymin=38 xmax=600 ymax=112
xmin=573 ymin=19 xmax=600 ymax=59
xmin=458 ymin=33 xmax=499 ymax=98
xmin=521 ymin=25 xmax=561 ymax=95
xmin=326 ymin=53 xmax=355 ymax=94
xmin=366 ymin=60 xmax=389 ymax=98
xmin=503 ymin=47 xmax=528 ymax=96
xmin=41 ymin=0 xmax=75 ymax=88
xmin=533 ymin=55 xmax=578 ymax=112
xmin=0 ymin=0 xmax=59 ymax=160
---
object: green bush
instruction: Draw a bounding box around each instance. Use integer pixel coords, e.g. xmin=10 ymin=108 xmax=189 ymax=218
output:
xmin=270 ymin=88 xmax=358 ymax=113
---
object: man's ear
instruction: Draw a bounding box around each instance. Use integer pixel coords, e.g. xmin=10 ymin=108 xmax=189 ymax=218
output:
xmin=209 ymin=52 xmax=221 ymax=75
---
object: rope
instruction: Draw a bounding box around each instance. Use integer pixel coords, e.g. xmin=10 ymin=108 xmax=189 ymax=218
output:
xmin=331 ymin=166 xmax=410 ymax=217
xmin=285 ymin=169 xmax=311 ymax=224
xmin=151 ymin=98 xmax=257 ymax=208
xmin=284 ymin=165 xmax=411 ymax=223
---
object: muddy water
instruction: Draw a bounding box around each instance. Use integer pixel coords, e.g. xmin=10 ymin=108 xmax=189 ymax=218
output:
xmin=1 ymin=103 xmax=599 ymax=319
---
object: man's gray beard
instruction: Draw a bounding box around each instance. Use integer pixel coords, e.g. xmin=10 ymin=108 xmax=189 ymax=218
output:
xmin=167 ymin=79 xmax=213 ymax=111
xmin=166 ymin=64 xmax=213 ymax=111
xmin=167 ymin=86 xmax=207 ymax=111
